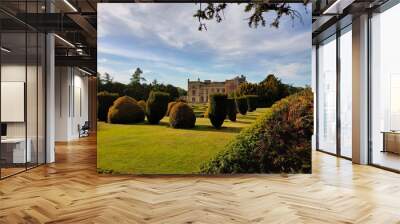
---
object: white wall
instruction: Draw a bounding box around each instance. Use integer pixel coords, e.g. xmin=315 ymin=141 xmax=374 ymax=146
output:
xmin=55 ymin=67 xmax=89 ymax=141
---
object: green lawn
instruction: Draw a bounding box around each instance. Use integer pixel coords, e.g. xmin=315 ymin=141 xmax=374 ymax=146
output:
xmin=97 ymin=108 xmax=269 ymax=174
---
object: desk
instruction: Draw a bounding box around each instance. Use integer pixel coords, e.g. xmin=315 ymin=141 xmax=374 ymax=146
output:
xmin=382 ymin=131 xmax=400 ymax=154
xmin=1 ymin=138 xmax=31 ymax=163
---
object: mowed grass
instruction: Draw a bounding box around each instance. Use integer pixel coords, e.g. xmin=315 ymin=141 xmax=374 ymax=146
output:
xmin=97 ymin=108 xmax=269 ymax=174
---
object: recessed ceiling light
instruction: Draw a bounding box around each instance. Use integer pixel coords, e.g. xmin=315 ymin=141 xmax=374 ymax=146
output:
xmin=1 ymin=47 xmax=11 ymax=53
xmin=63 ymin=0 xmax=78 ymax=12
xmin=54 ymin=34 xmax=75 ymax=48
xmin=78 ymin=67 xmax=93 ymax=76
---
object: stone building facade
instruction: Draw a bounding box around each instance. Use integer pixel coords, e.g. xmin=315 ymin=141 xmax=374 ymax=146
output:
xmin=187 ymin=75 xmax=246 ymax=103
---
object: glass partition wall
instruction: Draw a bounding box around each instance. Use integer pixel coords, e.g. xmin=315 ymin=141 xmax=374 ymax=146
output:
xmin=0 ymin=3 xmax=46 ymax=179
xmin=317 ymin=35 xmax=337 ymax=154
xmin=370 ymin=3 xmax=400 ymax=171
xmin=316 ymin=26 xmax=352 ymax=159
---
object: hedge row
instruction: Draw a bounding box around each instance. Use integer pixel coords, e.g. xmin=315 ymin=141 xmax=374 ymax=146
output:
xmin=200 ymin=88 xmax=313 ymax=174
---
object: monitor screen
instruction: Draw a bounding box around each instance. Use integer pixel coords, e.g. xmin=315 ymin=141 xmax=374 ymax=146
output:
xmin=1 ymin=123 xmax=7 ymax=137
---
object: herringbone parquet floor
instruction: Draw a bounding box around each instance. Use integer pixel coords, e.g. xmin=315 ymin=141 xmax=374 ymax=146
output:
xmin=1 ymin=135 xmax=400 ymax=223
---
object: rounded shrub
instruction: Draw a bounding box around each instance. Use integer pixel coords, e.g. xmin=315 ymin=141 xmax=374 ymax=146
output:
xmin=107 ymin=96 xmax=145 ymax=124
xmin=236 ymin=97 xmax=248 ymax=115
xmin=146 ymin=91 xmax=170 ymax=124
xmin=226 ymin=98 xmax=237 ymax=122
xmin=208 ymin=93 xmax=227 ymax=129
xmin=169 ymin=102 xmax=196 ymax=129
xmin=138 ymin=100 xmax=146 ymax=112
xmin=166 ymin=101 xmax=177 ymax=116
xmin=97 ymin=91 xmax=118 ymax=122
xmin=246 ymin=95 xmax=258 ymax=112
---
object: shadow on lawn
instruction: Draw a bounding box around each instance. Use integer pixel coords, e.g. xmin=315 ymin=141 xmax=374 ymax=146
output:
xmin=193 ymin=125 xmax=243 ymax=133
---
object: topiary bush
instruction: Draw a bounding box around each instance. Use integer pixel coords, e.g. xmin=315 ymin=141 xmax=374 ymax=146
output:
xmin=166 ymin=101 xmax=177 ymax=116
xmin=169 ymin=102 xmax=196 ymax=129
xmin=138 ymin=100 xmax=146 ymax=112
xmin=226 ymin=98 xmax=237 ymax=122
xmin=146 ymin=91 xmax=170 ymax=124
xmin=246 ymin=95 xmax=258 ymax=112
xmin=98 ymin=91 xmax=118 ymax=122
xmin=208 ymin=93 xmax=227 ymax=129
xmin=107 ymin=96 xmax=145 ymax=124
xmin=236 ymin=96 xmax=248 ymax=115
xmin=200 ymin=88 xmax=313 ymax=174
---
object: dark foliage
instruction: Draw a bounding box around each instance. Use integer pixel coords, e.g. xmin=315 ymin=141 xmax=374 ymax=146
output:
xmin=200 ymin=88 xmax=313 ymax=174
xmin=97 ymin=72 xmax=187 ymax=102
xmin=146 ymin=91 xmax=170 ymax=124
xmin=107 ymin=96 xmax=145 ymax=124
xmin=193 ymin=2 xmax=306 ymax=31
xmin=236 ymin=97 xmax=248 ymax=115
xmin=226 ymin=98 xmax=237 ymax=122
xmin=169 ymin=102 xmax=196 ymax=129
xmin=237 ymin=74 xmax=303 ymax=108
xmin=208 ymin=93 xmax=228 ymax=128
xmin=246 ymin=95 xmax=258 ymax=112
xmin=97 ymin=91 xmax=119 ymax=122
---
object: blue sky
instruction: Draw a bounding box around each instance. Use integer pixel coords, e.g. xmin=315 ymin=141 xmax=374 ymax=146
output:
xmin=98 ymin=3 xmax=312 ymax=90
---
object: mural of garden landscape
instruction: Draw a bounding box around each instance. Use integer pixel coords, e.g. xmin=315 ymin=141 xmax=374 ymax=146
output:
xmin=97 ymin=3 xmax=312 ymax=174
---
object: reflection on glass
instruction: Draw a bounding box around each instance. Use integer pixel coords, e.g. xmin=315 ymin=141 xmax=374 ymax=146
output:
xmin=318 ymin=36 xmax=337 ymax=154
xmin=371 ymin=4 xmax=400 ymax=171
xmin=1 ymin=32 xmax=27 ymax=177
xmin=340 ymin=29 xmax=352 ymax=158
xmin=0 ymin=1 xmax=46 ymax=178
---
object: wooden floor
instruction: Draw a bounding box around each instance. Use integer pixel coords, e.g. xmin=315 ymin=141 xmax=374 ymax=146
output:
xmin=1 ymin=135 xmax=400 ymax=223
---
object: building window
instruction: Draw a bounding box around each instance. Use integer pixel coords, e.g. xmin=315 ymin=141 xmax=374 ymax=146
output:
xmin=192 ymin=97 xmax=195 ymax=103
xmin=200 ymin=96 xmax=204 ymax=102
xmin=317 ymin=35 xmax=337 ymax=155
xmin=217 ymin=89 xmax=220 ymax=93
xmin=192 ymin=90 xmax=196 ymax=95
xmin=339 ymin=27 xmax=352 ymax=158
xmin=370 ymin=4 xmax=400 ymax=171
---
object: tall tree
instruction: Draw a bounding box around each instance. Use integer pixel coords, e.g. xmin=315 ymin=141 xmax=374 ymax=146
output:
xmin=102 ymin=72 xmax=113 ymax=85
xmin=130 ymin=67 xmax=146 ymax=85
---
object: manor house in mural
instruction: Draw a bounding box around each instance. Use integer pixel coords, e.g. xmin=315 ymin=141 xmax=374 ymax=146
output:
xmin=187 ymin=75 xmax=246 ymax=103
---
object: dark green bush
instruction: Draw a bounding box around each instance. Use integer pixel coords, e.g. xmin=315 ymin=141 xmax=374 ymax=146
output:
xmin=166 ymin=101 xmax=177 ymax=116
xmin=169 ymin=102 xmax=196 ymax=129
xmin=226 ymin=98 xmax=237 ymax=122
xmin=208 ymin=94 xmax=227 ymax=128
xmin=146 ymin=91 xmax=170 ymax=124
xmin=200 ymin=88 xmax=313 ymax=174
xmin=138 ymin=100 xmax=146 ymax=112
xmin=107 ymin=96 xmax=145 ymax=124
xmin=236 ymin=97 xmax=248 ymax=115
xmin=97 ymin=91 xmax=118 ymax=122
xmin=246 ymin=95 xmax=258 ymax=112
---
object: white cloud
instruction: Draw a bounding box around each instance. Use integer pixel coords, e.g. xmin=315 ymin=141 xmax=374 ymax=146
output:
xmin=97 ymin=3 xmax=312 ymax=87
xmin=98 ymin=3 xmax=311 ymax=58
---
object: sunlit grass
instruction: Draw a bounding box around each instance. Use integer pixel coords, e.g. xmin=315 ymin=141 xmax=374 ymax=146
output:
xmin=97 ymin=108 xmax=268 ymax=174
